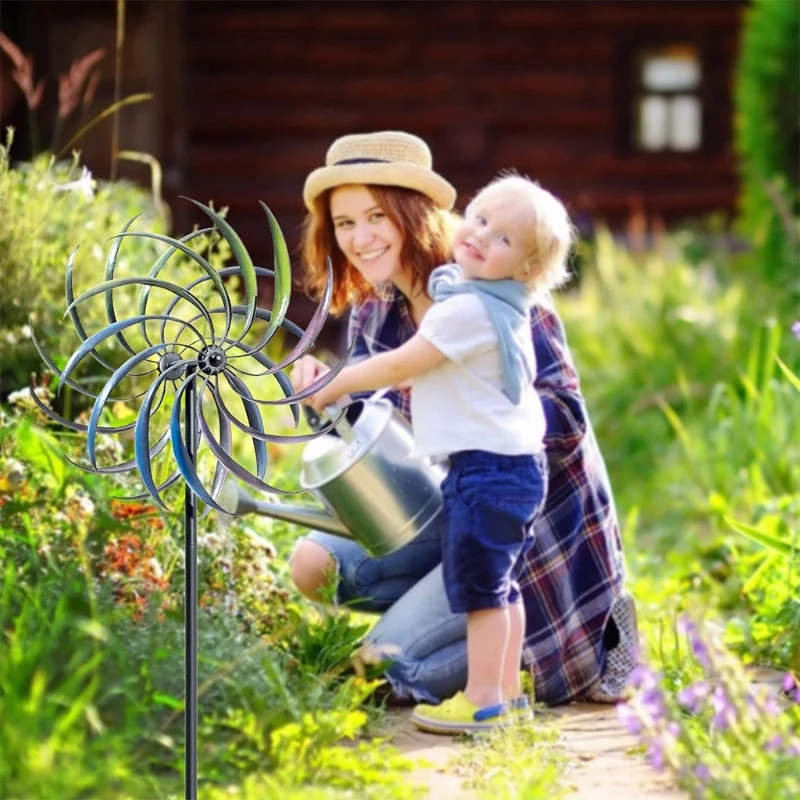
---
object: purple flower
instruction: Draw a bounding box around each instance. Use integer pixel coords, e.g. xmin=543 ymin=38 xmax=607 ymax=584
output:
xmin=795 ymin=689 xmax=800 ymax=705
xmin=763 ymin=693 xmax=782 ymax=716
xmin=689 ymin=635 xmax=713 ymax=670
xmin=630 ymin=665 xmax=659 ymax=691
xmin=677 ymin=616 xmax=694 ymax=636
xmin=787 ymin=738 xmax=800 ymax=757
xmin=678 ymin=618 xmax=713 ymax=670
xmin=711 ymin=686 xmax=736 ymax=730
xmin=666 ymin=721 xmax=680 ymax=738
xmin=782 ymin=672 xmax=797 ymax=693
xmin=647 ymin=739 xmax=665 ymax=770
xmin=678 ymin=681 xmax=710 ymax=713
xmin=792 ymin=320 xmax=800 ymax=341
xmin=765 ymin=734 xmax=784 ymax=753
xmin=640 ymin=687 xmax=667 ymax=722
xmin=695 ymin=764 xmax=712 ymax=783
xmin=617 ymin=702 xmax=643 ymax=736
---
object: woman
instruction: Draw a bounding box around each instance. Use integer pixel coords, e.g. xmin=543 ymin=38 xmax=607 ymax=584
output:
xmin=290 ymin=130 xmax=637 ymax=706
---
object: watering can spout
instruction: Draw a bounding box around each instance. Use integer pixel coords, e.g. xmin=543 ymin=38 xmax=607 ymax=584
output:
xmin=219 ymin=483 xmax=351 ymax=537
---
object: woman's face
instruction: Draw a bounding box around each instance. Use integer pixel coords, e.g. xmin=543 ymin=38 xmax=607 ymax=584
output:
xmin=330 ymin=185 xmax=404 ymax=285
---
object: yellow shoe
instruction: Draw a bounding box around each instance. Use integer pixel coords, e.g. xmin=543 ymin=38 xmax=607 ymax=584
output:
xmin=410 ymin=692 xmax=513 ymax=735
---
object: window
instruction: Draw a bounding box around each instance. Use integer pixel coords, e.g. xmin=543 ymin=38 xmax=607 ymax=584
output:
xmin=634 ymin=45 xmax=702 ymax=152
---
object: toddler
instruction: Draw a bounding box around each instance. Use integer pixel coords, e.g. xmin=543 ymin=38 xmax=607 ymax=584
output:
xmin=307 ymin=173 xmax=573 ymax=733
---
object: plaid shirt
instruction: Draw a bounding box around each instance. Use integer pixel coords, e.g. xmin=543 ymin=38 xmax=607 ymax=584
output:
xmin=347 ymin=283 xmax=626 ymax=705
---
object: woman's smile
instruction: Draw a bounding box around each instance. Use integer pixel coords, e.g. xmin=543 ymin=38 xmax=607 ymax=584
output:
xmin=358 ymin=246 xmax=390 ymax=262
xmin=331 ymin=185 xmax=404 ymax=283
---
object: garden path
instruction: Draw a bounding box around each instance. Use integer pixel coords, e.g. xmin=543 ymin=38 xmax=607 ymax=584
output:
xmin=382 ymin=703 xmax=686 ymax=799
xmin=382 ymin=667 xmax=787 ymax=798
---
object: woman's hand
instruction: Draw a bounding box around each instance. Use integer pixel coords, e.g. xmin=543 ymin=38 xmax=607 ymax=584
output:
xmin=291 ymin=355 xmax=330 ymax=394
xmin=307 ymin=380 xmax=346 ymax=413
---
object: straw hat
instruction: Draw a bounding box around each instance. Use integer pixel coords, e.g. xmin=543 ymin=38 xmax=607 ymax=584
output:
xmin=303 ymin=131 xmax=456 ymax=211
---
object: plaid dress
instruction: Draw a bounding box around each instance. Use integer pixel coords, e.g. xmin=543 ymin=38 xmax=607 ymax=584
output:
xmin=347 ymin=283 xmax=633 ymax=705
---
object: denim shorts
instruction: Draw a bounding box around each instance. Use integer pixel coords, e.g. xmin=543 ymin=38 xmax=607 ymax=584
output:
xmin=440 ymin=450 xmax=548 ymax=615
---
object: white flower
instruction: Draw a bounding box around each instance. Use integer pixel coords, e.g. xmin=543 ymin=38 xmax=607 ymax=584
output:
xmin=20 ymin=325 xmax=32 ymax=339
xmin=8 ymin=386 xmax=53 ymax=409
xmin=66 ymin=488 xmax=95 ymax=518
xmin=3 ymin=458 xmax=25 ymax=485
xmin=95 ymin=435 xmax=123 ymax=461
xmin=147 ymin=557 xmax=163 ymax=580
xmin=53 ymin=167 xmax=96 ymax=201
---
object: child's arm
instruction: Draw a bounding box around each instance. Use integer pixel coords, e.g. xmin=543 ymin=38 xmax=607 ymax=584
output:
xmin=307 ymin=333 xmax=446 ymax=411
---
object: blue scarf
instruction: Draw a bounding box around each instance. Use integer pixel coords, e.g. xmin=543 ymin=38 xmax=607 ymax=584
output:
xmin=428 ymin=264 xmax=533 ymax=405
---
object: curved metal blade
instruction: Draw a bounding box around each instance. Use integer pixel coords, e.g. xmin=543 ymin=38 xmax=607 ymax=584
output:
xmin=58 ymin=314 xmax=206 ymax=395
xmin=65 ymin=425 xmax=170 ymax=475
xmin=27 ymin=385 xmax=158 ymax=434
xmin=137 ymin=227 xmax=213 ymax=346
xmin=179 ymin=199 xmax=251 ymax=344
xmin=29 ymin=322 xmax=144 ymax=403
xmin=197 ymin=388 xmax=304 ymax=497
xmin=226 ymin=337 xmax=356 ymax=406
xmin=111 ymin=231 xmax=231 ymax=345
xmin=65 ymin=246 xmax=148 ymax=376
xmin=234 ymin=256 xmax=332 ymax=374
xmin=199 ymin=378 xmax=233 ymax=516
xmin=254 ymin=201 xmax=292 ymax=350
xmin=104 ymin=215 xmax=143 ymax=356
xmin=219 ymin=372 xmax=267 ymax=479
xmin=198 ymin=306 xmax=306 ymax=358
xmin=87 ymin=343 xmax=177 ymax=468
xmin=115 ymin=424 xmax=200 ymax=499
xmin=67 ymin=277 xmax=215 ymax=346
xmin=134 ymin=363 xmax=189 ymax=509
xmin=215 ymin=376 xmax=344 ymax=445
xmin=170 ymin=376 xmax=229 ymax=513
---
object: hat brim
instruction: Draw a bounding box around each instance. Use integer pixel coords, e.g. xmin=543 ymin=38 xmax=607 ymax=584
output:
xmin=303 ymin=162 xmax=457 ymax=211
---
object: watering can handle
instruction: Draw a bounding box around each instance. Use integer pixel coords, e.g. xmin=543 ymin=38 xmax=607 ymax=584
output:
xmin=302 ymin=402 xmax=356 ymax=441
xmin=324 ymin=403 xmax=357 ymax=443
xmin=303 ymin=405 xmax=325 ymax=432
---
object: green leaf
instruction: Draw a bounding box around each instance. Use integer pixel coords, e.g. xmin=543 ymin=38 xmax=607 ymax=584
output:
xmin=152 ymin=692 xmax=184 ymax=710
xmin=15 ymin=418 xmax=67 ymax=488
xmin=776 ymin=356 xmax=800 ymax=393
xmin=56 ymin=93 xmax=153 ymax=157
xmin=725 ymin=516 xmax=797 ymax=558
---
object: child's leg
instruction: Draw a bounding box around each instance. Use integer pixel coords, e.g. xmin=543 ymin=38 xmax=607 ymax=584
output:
xmin=502 ymin=600 xmax=525 ymax=699
xmin=463 ymin=606 xmax=509 ymax=708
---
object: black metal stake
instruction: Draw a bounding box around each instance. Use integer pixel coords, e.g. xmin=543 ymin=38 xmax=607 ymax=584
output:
xmin=184 ymin=368 xmax=198 ymax=800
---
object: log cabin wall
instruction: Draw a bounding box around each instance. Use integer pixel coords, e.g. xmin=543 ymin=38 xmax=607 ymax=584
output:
xmin=182 ymin=0 xmax=745 ymax=268
xmin=3 ymin=0 xmax=746 ymax=336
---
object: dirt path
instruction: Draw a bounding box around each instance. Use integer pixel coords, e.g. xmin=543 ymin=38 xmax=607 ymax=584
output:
xmin=382 ymin=703 xmax=686 ymax=800
xmin=379 ymin=667 xmax=785 ymax=798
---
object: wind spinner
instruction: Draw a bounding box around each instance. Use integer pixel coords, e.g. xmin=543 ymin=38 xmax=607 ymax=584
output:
xmin=28 ymin=198 xmax=352 ymax=800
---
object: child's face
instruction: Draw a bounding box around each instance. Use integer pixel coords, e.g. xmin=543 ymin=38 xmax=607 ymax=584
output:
xmin=453 ymin=195 xmax=532 ymax=282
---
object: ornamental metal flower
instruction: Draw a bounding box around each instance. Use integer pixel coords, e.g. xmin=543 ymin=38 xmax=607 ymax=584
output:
xmin=28 ymin=198 xmax=352 ymax=800
xmin=28 ymin=197 xmax=352 ymax=512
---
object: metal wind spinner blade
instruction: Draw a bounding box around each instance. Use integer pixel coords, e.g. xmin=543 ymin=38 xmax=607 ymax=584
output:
xmin=29 ymin=198 xmax=351 ymax=800
xmin=30 ymin=198 xmax=351 ymax=512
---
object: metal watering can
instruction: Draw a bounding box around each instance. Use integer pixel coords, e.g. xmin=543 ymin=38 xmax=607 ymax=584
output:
xmin=220 ymin=398 xmax=446 ymax=557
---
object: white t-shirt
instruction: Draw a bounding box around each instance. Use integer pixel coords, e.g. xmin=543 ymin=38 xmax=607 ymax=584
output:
xmin=412 ymin=293 xmax=546 ymax=459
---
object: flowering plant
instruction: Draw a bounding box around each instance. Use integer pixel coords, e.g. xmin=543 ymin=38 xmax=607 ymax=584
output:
xmin=618 ymin=615 xmax=800 ymax=799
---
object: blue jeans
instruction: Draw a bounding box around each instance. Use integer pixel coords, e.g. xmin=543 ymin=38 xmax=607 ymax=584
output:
xmin=300 ymin=519 xmax=466 ymax=703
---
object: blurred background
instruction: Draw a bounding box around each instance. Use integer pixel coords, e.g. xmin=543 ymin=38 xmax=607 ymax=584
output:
xmin=1 ymin=3 xmax=799 ymax=799
xmin=1 ymin=0 xmax=755 ymax=335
